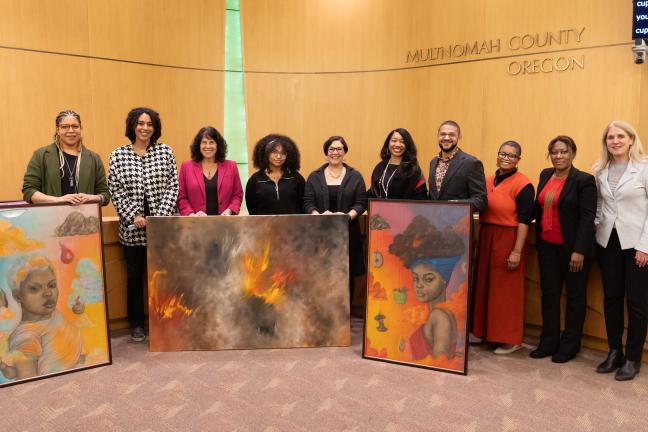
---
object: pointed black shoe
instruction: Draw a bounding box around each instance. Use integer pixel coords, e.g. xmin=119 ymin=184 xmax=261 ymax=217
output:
xmin=596 ymin=349 xmax=625 ymax=373
xmin=615 ymin=360 xmax=641 ymax=381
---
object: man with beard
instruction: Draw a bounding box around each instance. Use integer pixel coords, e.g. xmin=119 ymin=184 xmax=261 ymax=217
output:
xmin=428 ymin=120 xmax=487 ymax=212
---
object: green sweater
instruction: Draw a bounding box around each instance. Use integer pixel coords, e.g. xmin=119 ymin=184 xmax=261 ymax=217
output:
xmin=22 ymin=143 xmax=111 ymax=205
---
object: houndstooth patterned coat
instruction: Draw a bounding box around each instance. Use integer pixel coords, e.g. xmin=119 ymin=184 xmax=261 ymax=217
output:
xmin=108 ymin=142 xmax=179 ymax=246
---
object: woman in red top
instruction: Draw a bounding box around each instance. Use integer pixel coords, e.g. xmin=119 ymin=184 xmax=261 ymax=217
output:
xmin=472 ymin=141 xmax=534 ymax=354
xmin=530 ymin=136 xmax=597 ymax=363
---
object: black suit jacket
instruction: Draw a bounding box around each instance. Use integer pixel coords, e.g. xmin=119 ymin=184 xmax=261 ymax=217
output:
xmin=428 ymin=148 xmax=487 ymax=212
xmin=534 ymin=166 xmax=597 ymax=258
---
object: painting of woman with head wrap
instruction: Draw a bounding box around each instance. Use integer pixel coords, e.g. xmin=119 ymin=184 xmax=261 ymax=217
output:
xmin=363 ymin=201 xmax=471 ymax=374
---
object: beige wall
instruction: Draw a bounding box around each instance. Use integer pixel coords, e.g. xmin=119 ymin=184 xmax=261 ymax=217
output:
xmin=0 ymin=0 xmax=226 ymax=215
xmin=241 ymin=0 xmax=639 ymax=184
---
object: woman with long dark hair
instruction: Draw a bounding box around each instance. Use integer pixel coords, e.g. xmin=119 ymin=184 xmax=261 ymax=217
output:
xmin=369 ymin=128 xmax=427 ymax=200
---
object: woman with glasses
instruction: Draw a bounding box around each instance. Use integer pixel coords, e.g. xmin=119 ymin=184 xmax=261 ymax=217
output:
xmin=369 ymin=128 xmax=427 ymax=200
xmin=245 ymin=134 xmax=304 ymax=215
xmin=593 ymin=121 xmax=648 ymax=381
xmin=530 ymin=136 xmax=596 ymax=363
xmin=304 ymin=136 xmax=368 ymax=302
xmin=471 ymin=141 xmax=533 ymax=355
xmin=22 ymin=110 xmax=110 ymax=206
xmin=178 ymin=126 xmax=243 ymax=216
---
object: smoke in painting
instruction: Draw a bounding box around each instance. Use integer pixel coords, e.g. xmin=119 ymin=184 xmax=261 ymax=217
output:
xmin=363 ymin=200 xmax=471 ymax=375
xmin=146 ymin=215 xmax=351 ymax=351
xmin=0 ymin=203 xmax=111 ymax=387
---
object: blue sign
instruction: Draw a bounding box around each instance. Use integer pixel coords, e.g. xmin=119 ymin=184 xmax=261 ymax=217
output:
xmin=634 ymin=1 xmax=648 ymax=38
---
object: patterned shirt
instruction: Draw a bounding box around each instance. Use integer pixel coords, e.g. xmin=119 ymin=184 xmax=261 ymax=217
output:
xmin=435 ymin=147 xmax=459 ymax=192
xmin=108 ymin=143 xmax=179 ymax=246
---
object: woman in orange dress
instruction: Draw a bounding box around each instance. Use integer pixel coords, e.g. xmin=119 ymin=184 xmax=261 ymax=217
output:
xmin=471 ymin=141 xmax=534 ymax=354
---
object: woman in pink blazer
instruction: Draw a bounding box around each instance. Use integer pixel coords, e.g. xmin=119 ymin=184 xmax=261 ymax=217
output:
xmin=178 ymin=127 xmax=243 ymax=216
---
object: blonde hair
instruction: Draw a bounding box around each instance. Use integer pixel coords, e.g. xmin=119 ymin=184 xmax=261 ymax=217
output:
xmin=592 ymin=120 xmax=647 ymax=172
xmin=9 ymin=256 xmax=56 ymax=299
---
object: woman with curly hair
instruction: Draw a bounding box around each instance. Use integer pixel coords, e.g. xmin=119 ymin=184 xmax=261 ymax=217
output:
xmin=178 ymin=126 xmax=243 ymax=216
xmin=369 ymin=128 xmax=427 ymax=200
xmin=245 ymin=134 xmax=305 ymax=215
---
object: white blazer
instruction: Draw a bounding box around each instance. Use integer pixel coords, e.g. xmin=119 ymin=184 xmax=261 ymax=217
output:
xmin=595 ymin=160 xmax=648 ymax=253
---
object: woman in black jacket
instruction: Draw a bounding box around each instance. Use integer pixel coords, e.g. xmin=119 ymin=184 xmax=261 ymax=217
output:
xmin=245 ymin=134 xmax=305 ymax=215
xmin=530 ymin=135 xmax=597 ymax=363
xmin=369 ymin=128 xmax=427 ymax=200
xmin=304 ymin=136 xmax=368 ymax=300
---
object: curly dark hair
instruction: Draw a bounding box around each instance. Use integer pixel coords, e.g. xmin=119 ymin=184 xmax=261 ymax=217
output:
xmin=389 ymin=215 xmax=464 ymax=267
xmin=190 ymin=127 xmax=227 ymax=162
xmin=379 ymin=128 xmax=420 ymax=176
xmin=124 ymin=107 xmax=162 ymax=144
xmin=252 ymin=134 xmax=301 ymax=173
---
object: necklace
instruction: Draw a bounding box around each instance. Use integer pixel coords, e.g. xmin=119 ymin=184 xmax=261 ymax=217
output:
xmin=327 ymin=166 xmax=344 ymax=179
xmin=64 ymin=154 xmax=78 ymax=188
xmin=202 ymin=161 xmax=217 ymax=179
xmin=380 ymin=163 xmax=398 ymax=198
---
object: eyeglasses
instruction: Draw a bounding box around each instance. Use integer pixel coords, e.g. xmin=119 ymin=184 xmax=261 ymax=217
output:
xmin=270 ymin=151 xmax=287 ymax=158
xmin=497 ymin=151 xmax=519 ymax=160
xmin=328 ymin=147 xmax=345 ymax=154
xmin=58 ymin=124 xmax=80 ymax=131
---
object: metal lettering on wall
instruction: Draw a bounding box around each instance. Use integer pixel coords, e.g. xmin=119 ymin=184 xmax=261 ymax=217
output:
xmin=405 ymin=27 xmax=586 ymax=76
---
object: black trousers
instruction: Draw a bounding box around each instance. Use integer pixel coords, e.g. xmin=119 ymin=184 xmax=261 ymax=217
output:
xmin=536 ymin=238 xmax=591 ymax=355
xmin=598 ymin=229 xmax=648 ymax=361
xmin=123 ymin=245 xmax=147 ymax=329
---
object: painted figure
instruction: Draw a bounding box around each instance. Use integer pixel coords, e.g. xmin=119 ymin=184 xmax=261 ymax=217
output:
xmin=389 ymin=215 xmax=464 ymax=359
xmin=0 ymin=256 xmax=85 ymax=380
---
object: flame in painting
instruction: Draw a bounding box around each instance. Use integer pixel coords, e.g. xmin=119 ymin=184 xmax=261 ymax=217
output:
xmin=149 ymin=270 xmax=193 ymax=320
xmin=242 ymin=241 xmax=293 ymax=305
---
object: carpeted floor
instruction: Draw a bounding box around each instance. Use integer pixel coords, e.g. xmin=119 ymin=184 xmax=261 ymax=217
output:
xmin=4 ymin=318 xmax=647 ymax=432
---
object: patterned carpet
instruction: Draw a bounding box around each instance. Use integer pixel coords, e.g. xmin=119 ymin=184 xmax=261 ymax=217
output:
xmin=4 ymin=318 xmax=648 ymax=432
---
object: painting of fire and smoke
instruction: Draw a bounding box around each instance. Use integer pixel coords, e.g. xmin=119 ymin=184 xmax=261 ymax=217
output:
xmin=0 ymin=203 xmax=111 ymax=387
xmin=363 ymin=200 xmax=471 ymax=375
xmin=146 ymin=215 xmax=351 ymax=351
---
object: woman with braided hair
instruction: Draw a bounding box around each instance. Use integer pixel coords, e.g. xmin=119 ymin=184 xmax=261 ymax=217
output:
xmin=22 ymin=110 xmax=110 ymax=206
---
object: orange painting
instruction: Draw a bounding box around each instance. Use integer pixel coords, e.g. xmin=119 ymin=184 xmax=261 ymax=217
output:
xmin=363 ymin=200 xmax=471 ymax=375
xmin=0 ymin=203 xmax=111 ymax=387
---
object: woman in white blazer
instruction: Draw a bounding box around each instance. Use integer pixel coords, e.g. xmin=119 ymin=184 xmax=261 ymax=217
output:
xmin=593 ymin=120 xmax=648 ymax=381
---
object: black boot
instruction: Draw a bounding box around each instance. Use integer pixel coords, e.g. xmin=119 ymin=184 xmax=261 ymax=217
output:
xmin=596 ymin=349 xmax=625 ymax=373
xmin=615 ymin=360 xmax=641 ymax=381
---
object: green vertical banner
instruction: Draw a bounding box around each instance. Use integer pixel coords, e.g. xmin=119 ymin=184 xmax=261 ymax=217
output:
xmin=224 ymin=0 xmax=248 ymax=211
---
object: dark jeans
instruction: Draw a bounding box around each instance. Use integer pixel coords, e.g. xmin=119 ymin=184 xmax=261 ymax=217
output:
xmin=598 ymin=229 xmax=648 ymax=361
xmin=536 ymin=238 xmax=591 ymax=355
xmin=123 ymin=245 xmax=147 ymax=329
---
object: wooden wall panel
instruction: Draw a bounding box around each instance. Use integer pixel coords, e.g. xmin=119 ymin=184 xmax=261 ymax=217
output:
xmin=87 ymin=0 xmax=224 ymax=69
xmin=0 ymin=0 xmax=226 ymax=216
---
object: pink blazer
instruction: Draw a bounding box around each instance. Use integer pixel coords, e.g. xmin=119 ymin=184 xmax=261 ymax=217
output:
xmin=177 ymin=159 xmax=243 ymax=215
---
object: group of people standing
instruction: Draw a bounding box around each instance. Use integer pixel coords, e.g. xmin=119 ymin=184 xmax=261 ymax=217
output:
xmin=21 ymin=108 xmax=648 ymax=381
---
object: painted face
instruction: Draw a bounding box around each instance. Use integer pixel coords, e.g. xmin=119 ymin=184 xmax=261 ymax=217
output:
xmin=437 ymin=124 xmax=460 ymax=153
xmin=411 ymin=263 xmax=446 ymax=303
xmin=496 ymin=144 xmax=520 ymax=173
xmin=16 ymin=268 xmax=58 ymax=321
xmin=605 ymin=125 xmax=634 ymax=160
xmin=388 ymin=132 xmax=406 ymax=159
xmin=326 ymin=140 xmax=346 ymax=165
xmin=57 ymin=115 xmax=82 ymax=148
xmin=200 ymin=136 xmax=217 ymax=160
xmin=135 ymin=113 xmax=154 ymax=144
xmin=549 ymin=141 xmax=575 ymax=171
xmin=268 ymin=144 xmax=287 ymax=170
